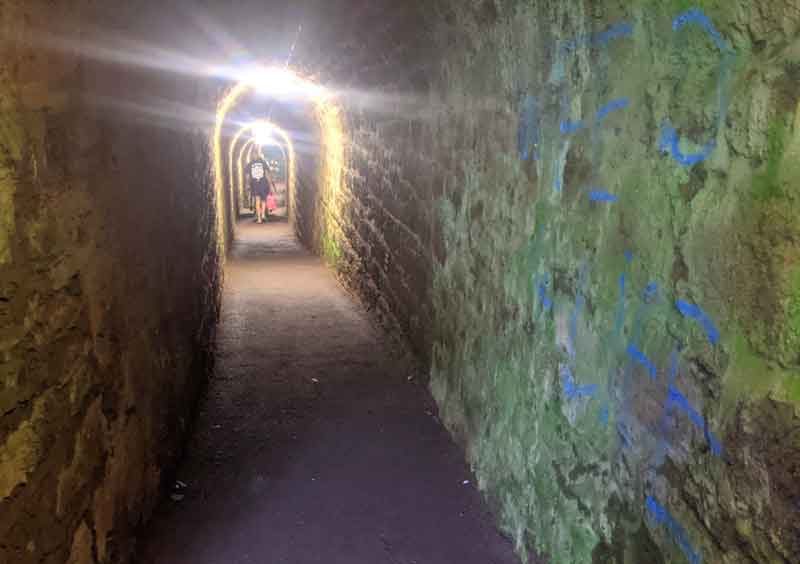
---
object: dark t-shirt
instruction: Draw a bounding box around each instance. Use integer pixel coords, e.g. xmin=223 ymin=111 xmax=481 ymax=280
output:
xmin=248 ymin=159 xmax=271 ymax=197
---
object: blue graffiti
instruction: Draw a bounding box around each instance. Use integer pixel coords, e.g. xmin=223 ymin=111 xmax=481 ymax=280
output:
xmin=595 ymin=22 xmax=634 ymax=47
xmin=560 ymin=21 xmax=633 ymax=55
xmin=560 ymin=119 xmax=585 ymax=134
xmin=624 ymin=250 xmax=633 ymax=263
xmin=644 ymin=281 xmax=659 ymax=303
xmin=589 ymin=190 xmax=619 ymax=202
xmin=659 ymin=124 xmax=717 ymax=167
xmin=627 ymin=344 xmax=658 ymax=380
xmin=538 ymin=282 xmax=553 ymax=311
xmin=660 ymin=9 xmax=734 ymax=167
xmin=676 ymin=300 xmax=720 ymax=345
xmin=518 ymin=94 xmax=540 ymax=161
xmin=559 ymin=86 xmax=629 ymax=137
xmin=646 ymin=496 xmax=702 ymax=564
xmin=561 ymin=365 xmax=598 ymax=400
xmin=555 ymin=23 xmax=631 ymax=192
xmin=653 ymin=347 xmax=682 ymax=467
xmin=667 ymin=386 xmax=723 ymax=456
xmin=596 ymin=98 xmax=630 ymax=124
xmin=673 ymin=9 xmax=729 ymax=52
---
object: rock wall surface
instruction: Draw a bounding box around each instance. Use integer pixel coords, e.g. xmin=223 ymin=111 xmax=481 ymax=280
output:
xmin=317 ymin=1 xmax=800 ymax=562
xmin=0 ymin=2 xmax=220 ymax=563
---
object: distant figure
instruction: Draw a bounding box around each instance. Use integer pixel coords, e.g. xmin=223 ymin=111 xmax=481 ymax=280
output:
xmin=248 ymin=157 xmax=272 ymax=224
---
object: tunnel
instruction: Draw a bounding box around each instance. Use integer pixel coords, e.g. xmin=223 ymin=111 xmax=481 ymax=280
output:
xmin=1 ymin=1 xmax=799 ymax=563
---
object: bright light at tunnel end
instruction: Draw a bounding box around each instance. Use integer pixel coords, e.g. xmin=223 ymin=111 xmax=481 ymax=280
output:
xmin=212 ymin=61 xmax=341 ymax=249
xmin=253 ymin=122 xmax=276 ymax=146
xmin=240 ymin=65 xmax=329 ymax=101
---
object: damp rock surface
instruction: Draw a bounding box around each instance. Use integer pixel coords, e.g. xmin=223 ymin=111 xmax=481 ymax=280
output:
xmin=0 ymin=2 xmax=220 ymax=563
xmin=312 ymin=2 xmax=800 ymax=563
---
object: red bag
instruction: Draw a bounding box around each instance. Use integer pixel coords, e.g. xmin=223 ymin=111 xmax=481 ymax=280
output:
xmin=266 ymin=193 xmax=277 ymax=211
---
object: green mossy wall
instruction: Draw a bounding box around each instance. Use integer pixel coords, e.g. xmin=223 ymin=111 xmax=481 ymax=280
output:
xmin=323 ymin=1 xmax=800 ymax=562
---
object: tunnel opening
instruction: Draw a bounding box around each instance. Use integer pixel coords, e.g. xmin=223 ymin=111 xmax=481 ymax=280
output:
xmin=211 ymin=66 xmax=346 ymax=260
xmin=229 ymin=120 xmax=293 ymax=223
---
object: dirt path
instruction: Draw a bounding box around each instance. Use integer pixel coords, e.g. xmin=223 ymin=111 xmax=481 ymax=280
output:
xmin=138 ymin=220 xmax=518 ymax=564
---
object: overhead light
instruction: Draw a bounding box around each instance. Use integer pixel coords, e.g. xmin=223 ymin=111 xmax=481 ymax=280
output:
xmin=243 ymin=66 xmax=327 ymax=100
xmin=253 ymin=123 xmax=274 ymax=146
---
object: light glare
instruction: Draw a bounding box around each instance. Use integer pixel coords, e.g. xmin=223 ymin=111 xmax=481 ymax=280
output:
xmin=242 ymin=66 xmax=327 ymax=100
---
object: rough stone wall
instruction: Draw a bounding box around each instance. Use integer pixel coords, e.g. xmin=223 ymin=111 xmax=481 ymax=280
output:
xmin=320 ymin=1 xmax=800 ymax=563
xmin=337 ymin=115 xmax=438 ymax=360
xmin=0 ymin=2 xmax=220 ymax=563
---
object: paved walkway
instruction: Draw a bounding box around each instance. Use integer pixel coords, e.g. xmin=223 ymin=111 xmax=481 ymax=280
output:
xmin=138 ymin=220 xmax=518 ymax=564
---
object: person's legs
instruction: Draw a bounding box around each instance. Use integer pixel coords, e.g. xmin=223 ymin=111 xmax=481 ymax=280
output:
xmin=255 ymin=197 xmax=264 ymax=223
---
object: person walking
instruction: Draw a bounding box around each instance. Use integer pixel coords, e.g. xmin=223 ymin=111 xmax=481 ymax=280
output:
xmin=248 ymin=157 xmax=270 ymax=224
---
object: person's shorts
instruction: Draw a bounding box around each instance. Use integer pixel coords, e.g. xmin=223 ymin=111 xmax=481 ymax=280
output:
xmin=254 ymin=188 xmax=268 ymax=200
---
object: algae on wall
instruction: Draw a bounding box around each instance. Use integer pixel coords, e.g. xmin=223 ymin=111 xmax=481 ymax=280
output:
xmin=423 ymin=1 xmax=800 ymax=563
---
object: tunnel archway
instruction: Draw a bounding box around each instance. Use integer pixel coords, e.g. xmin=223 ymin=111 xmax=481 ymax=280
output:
xmin=229 ymin=121 xmax=294 ymax=220
xmin=212 ymin=67 xmax=346 ymax=255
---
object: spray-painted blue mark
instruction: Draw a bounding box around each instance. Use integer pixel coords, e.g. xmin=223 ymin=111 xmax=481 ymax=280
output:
xmin=646 ymin=496 xmax=702 ymax=564
xmin=599 ymin=405 xmax=610 ymax=426
xmin=667 ymin=387 xmax=704 ymax=428
xmin=561 ymin=365 xmax=598 ymax=400
xmin=559 ymin=22 xmax=633 ymax=55
xmin=667 ymin=386 xmax=723 ymax=456
xmin=660 ymin=10 xmax=734 ymax=168
xmin=644 ymin=282 xmax=659 ymax=303
xmin=676 ymin=300 xmax=720 ymax=345
xmin=561 ymin=365 xmax=596 ymax=400
xmin=704 ymin=427 xmax=723 ymax=457
xmin=624 ymin=250 xmax=633 ymax=263
xmin=653 ymin=347 xmax=683 ymax=467
xmin=673 ymin=9 xmax=730 ymax=53
xmin=627 ymin=344 xmax=658 ymax=380
xmin=589 ymin=190 xmax=619 ymax=203
xmin=538 ymin=283 xmax=553 ymax=311
xmin=595 ymin=22 xmax=634 ymax=47
xmin=560 ymin=119 xmax=585 ymax=134
xmin=517 ymin=94 xmax=540 ymax=161
xmin=659 ymin=123 xmax=717 ymax=167
xmin=595 ymin=98 xmax=630 ymax=124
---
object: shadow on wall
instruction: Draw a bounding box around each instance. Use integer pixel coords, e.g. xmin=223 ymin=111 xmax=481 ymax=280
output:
xmin=0 ymin=5 xmax=221 ymax=564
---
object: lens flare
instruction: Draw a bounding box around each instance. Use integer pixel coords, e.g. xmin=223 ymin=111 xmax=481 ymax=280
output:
xmin=243 ymin=66 xmax=328 ymax=101
xmin=253 ymin=123 xmax=275 ymax=146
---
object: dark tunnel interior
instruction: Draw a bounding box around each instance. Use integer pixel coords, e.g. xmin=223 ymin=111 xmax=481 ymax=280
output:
xmin=1 ymin=1 xmax=799 ymax=563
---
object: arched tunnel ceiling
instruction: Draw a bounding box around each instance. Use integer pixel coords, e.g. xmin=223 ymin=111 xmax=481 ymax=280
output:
xmin=224 ymin=93 xmax=318 ymax=158
xmin=189 ymin=0 xmax=435 ymax=88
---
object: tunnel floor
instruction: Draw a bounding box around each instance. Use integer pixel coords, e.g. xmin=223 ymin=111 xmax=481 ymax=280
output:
xmin=138 ymin=220 xmax=518 ymax=564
